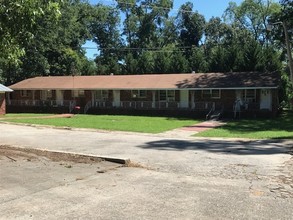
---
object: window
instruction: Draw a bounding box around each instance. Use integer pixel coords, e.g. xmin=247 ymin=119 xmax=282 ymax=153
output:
xmin=243 ymin=89 xmax=256 ymax=103
xmin=41 ymin=90 xmax=53 ymax=100
xmin=95 ymin=90 xmax=108 ymax=100
xmin=202 ymin=90 xmax=221 ymax=99
xmin=132 ymin=90 xmax=146 ymax=98
xmin=167 ymin=90 xmax=175 ymax=101
xmin=47 ymin=90 xmax=53 ymax=98
xmin=202 ymin=90 xmax=211 ymax=98
xmin=72 ymin=90 xmax=85 ymax=98
xmin=21 ymin=90 xmax=28 ymax=97
xmin=211 ymin=90 xmax=221 ymax=99
xmin=159 ymin=90 xmax=175 ymax=101
xmin=102 ymin=90 xmax=108 ymax=99
xmin=159 ymin=90 xmax=167 ymax=101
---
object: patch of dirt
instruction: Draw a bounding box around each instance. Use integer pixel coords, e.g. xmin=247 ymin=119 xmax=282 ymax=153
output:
xmin=0 ymin=145 xmax=102 ymax=164
xmin=124 ymin=160 xmax=154 ymax=170
xmin=0 ymin=148 xmax=39 ymax=162
xmin=0 ymin=114 xmax=74 ymax=120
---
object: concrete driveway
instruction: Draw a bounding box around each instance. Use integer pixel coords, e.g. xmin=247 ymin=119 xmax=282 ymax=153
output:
xmin=0 ymin=123 xmax=292 ymax=219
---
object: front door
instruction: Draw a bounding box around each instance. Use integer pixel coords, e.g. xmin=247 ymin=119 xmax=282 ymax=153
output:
xmin=180 ymin=90 xmax=189 ymax=108
xmin=56 ymin=90 xmax=63 ymax=106
xmin=113 ymin=90 xmax=120 ymax=107
xmin=260 ymin=89 xmax=272 ymax=111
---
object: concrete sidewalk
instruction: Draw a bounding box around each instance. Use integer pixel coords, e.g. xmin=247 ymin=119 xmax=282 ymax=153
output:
xmin=161 ymin=120 xmax=225 ymax=138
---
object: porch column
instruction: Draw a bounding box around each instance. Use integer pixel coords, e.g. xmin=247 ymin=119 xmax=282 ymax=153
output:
xmin=152 ymin=91 xmax=156 ymax=108
xmin=191 ymin=91 xmax=195 ymax=109
xmin=56 ymin=90 xmax=64 ymax=106
xmin=91 ymin=91 xmax=95 ymax=106
xmin=113 ymin=90 xmax=120 ymax=107
xmin=32 ymin=90 xmax=35 ymax=106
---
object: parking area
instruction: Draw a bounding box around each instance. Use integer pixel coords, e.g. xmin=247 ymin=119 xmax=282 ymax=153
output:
xmin=0 ymin=123 xmax=292 ymax=219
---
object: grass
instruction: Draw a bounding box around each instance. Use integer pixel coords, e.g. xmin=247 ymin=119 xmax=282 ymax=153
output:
xmin=0 ymin=114 xmax=199 ymax=134
xmin=2 ymin=111 xmax=293 ymax=138
xmin=195 ymin=111 xmax=293 ymax=139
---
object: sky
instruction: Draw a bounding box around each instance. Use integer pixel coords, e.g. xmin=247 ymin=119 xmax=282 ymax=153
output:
xmin=84 ymin=0 xmax=244 ymax=58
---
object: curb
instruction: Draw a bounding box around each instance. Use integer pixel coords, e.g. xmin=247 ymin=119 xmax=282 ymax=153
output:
xmin=0 ymin=145 xmax=130 ymax=165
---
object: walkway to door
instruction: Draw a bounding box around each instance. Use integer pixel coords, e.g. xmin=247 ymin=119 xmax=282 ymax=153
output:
xmin=160 ymin=120 xmax=226 ymax=138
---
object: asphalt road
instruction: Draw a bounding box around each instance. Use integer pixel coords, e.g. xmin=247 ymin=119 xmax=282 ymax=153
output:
xmin=0 ymin=123 xmax=292 ymax=219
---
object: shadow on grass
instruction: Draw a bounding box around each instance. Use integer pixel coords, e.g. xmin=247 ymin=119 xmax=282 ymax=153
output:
xmin=139 ymin=139 xmax=292 ymax=155
xmin=223 ymin=113 xmax=293 ymax=133
xmin=197 ymin=110 xmax=293 ymax=139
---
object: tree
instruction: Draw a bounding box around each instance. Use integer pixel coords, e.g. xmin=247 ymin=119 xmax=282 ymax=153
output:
xmin=0 ymin=0 xmax=102 ymax=83
xmin=224 ymin=0 xmax=281 ymax=44
xmin=280 ymin=0 xmax=293 ymax=23
xmin=189 ymin=47 xmax=208 ymax=73
xmin=205 ymin=17 xmax=233 ymax=46
xmin=0 ymin=0 xmax=61 ymax=65
xmin=137 ymin=51 xmax=155 ymax=73
xmin=177 ymin=2 xmax=206 ymax=47
xmin=90 ymin=4 xmax=122 ymax=74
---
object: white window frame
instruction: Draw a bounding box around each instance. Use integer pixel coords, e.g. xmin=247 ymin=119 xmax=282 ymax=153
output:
xmin=201 ymin=89 xmax=221 ymax=99
xmin=95 ymin=90 xmax=108 ymax=101
xmin=72 ymin=90 xmax=85 ymax=98
xmin=159 ymin=90 xmax=167 ymax=101
xmin=159 ymin=90 xmax=175 ymax=102
xmin=211 ymin=89 xmax=221 ymax=99
xmin=47 ymin=90 xmax=53 ymax=99
xmin=40 ymin=90 xmax=53 ymax=100
xmin=21 ymin=90 xmax=28 ymax=97
xmin=167 ymin=90 xmax=175 ymax=101
xmin=243 ymin=89 xmax=256 ymax=103
xmin=132 ymin=90 xmax=147 ymax=98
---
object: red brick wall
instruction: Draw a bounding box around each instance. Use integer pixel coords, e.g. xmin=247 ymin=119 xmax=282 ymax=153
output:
xmin=120 ymin=90 xmax=180 ymax=102
xmin=120 ymin=90 xmax=152 ymax=101
xmin=0 ymin=93 xmax=6 ymax=115
xmin=271 ymin=89 xmax=279 ymax=114
xmin=8 ymin=89 xmax=279 ymax=115
xmin=189 ymin=89 xmax=265 ymax=111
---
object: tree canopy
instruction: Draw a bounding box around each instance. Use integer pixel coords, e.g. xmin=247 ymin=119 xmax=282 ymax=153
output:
xmin=0 ymin=0 xmax=291 ymax=99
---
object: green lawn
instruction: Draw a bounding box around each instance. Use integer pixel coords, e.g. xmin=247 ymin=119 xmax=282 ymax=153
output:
xmin=195 ymin=111 xmax=293 ymax=139
xmin=2 ymin=112 xmax=293 ymax=138
xmin=0 ymin=114 xmax=199 ymax=133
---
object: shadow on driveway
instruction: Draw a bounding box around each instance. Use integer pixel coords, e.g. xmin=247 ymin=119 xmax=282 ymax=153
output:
xmin=139 ymin=139 xmax=292 ymax=155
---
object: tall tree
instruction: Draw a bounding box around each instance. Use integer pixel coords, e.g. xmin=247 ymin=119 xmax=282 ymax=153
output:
xmin=224 ymin=0 xmax=281 ymax=44
xmin=0 ymin=0 xmax=61 ymax=65
xmin=91 ymin=4 xmax=122 ymax=74
xmin=177 ymin=2 xmax=206 ymax=47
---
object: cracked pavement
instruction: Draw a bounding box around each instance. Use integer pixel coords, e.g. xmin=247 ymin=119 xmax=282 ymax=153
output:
xmin=0 ymin=123 xmax=292 ymax=219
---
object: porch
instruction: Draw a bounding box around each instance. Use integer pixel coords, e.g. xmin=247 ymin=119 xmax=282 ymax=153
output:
xmin=84 ymin=100 xmax=222 ymax=113
xmin=7 ymin=99 xmax=221 ymax=113
xmin=7 ymin=99 xmax=77 ymax=113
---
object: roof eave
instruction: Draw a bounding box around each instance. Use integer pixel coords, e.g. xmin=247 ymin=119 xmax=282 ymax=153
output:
xmin=9 ymin=86 xmax=279 ymax=90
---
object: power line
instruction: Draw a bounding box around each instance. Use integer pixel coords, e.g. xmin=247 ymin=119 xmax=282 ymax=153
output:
xmin=82 ymin=46 xmax=193 ymax=52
